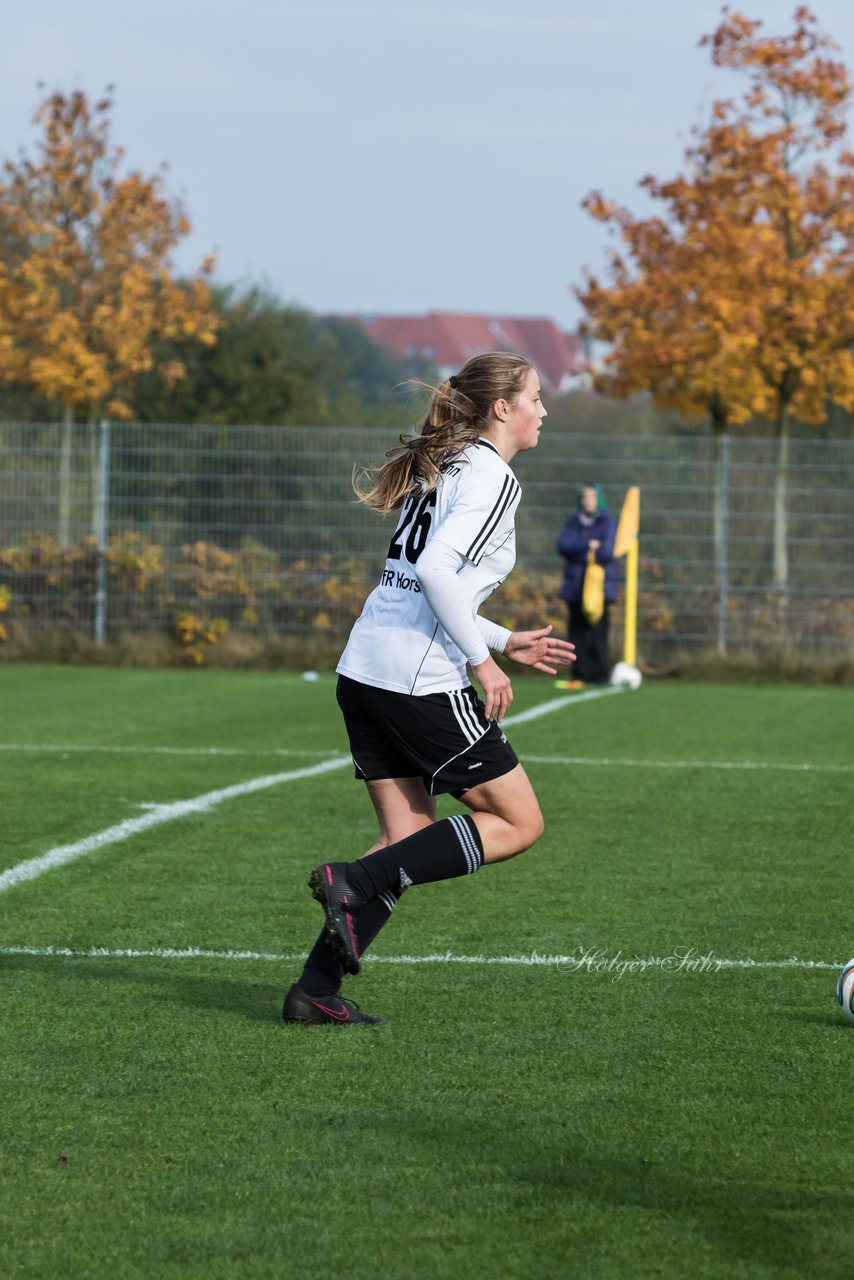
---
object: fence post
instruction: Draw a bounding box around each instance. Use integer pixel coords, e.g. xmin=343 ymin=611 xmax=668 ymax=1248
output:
xmin=717 ymin=433 xmax=730 ymax=656
xmin=94 ymin=419 xmax=110 ymax=645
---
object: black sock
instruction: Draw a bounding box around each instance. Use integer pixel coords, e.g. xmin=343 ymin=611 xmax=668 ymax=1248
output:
xmin=356 ymin=888 xmax=401 ymax=952
xmin=298 ymin=889 xmax=402 ymax=997
xmin=345 ymin=815 xmax=483 ymax=899
xmin=298 ymin=930 xmax=343 ymax=998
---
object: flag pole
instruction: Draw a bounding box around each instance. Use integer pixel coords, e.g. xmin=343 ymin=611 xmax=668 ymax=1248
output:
xmin=613 ymin=487 xmax=640 ymax=667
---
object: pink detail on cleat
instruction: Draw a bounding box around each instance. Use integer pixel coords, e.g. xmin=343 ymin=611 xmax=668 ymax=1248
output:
xmin=344 ymin=912 xmax=360 ymax=963
xmin=309 ymin=998 xmax=350 ymax=1022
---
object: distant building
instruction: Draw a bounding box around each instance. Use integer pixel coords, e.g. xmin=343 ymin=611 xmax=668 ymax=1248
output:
xmin=357 ymin=311 xmax=590 ymax=394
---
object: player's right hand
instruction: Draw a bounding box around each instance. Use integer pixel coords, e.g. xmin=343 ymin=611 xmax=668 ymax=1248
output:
xmin=471 ymin=655 xmax=513 ymax=722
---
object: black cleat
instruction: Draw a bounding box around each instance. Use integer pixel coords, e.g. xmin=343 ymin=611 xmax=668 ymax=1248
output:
xmin=282 ymin=983 xmax=384 ymax=1025
xmin=308 ymin=862 xmax=365 ymax=975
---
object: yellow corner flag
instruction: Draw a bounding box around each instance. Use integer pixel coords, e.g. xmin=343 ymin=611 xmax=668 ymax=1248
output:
xmin=614 ymin=487 xmax=640 ymax=667
xmin=614 ymin=485 xmax=640 ymax=559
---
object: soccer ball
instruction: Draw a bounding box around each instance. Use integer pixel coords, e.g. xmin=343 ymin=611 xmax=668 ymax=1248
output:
xmin=610 ymin=661 xmax=642 ymax=691
xmin=837 ymin=959 xmax=854 ymax=1025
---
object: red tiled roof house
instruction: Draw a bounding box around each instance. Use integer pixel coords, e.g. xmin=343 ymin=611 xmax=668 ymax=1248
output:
xmin=359 ymin=312 xmax=589 ymax=394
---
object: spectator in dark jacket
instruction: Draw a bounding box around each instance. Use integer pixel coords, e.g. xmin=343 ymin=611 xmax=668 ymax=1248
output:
xmin=556 ymin=484 xmax=618 ymax=684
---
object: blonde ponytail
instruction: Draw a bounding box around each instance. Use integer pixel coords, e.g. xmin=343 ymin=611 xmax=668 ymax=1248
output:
xmin=355 ymin=353 xmax=532 ymax=514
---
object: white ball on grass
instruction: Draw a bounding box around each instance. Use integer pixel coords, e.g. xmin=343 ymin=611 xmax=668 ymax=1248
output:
xmin=610 ymin=661 xmax=642 ymax=691
xmin=301 ymin=671 xmax=320 ymax=683
xmin=837 ymin=959 xmax=854 ymax=1025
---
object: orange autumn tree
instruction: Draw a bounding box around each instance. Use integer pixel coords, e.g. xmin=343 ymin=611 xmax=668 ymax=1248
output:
xmin=0 ymin=89 xmax=217 ymax=541
xmin=577 ymin=6 xmax=854 ymax=596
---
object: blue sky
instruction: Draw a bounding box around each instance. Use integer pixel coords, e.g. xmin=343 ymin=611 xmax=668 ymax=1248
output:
xmin=2 ymin=1 xmax=854 ymax=330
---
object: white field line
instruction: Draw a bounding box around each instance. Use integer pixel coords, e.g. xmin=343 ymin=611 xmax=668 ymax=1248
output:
xmin=0 ymin=686 xmax=622 ymax=761
xmin=524 ymin=754 xmax=854 ymax=774
xmin=0 ymin=743 xmax=336 ymax=758
xmin=0 ymin=944 xmax=844 ymax=972
xmin=3 ymin=741 xmax=848 ymax=774
xmin=503 ymin=685 xmax=624 ymax=723
xmin=0 ymin=688 xmax=612 ymax=897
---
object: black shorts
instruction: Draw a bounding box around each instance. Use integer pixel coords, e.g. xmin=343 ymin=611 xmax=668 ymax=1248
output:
xmin=336 ymin=674 xmax=519 ymax=797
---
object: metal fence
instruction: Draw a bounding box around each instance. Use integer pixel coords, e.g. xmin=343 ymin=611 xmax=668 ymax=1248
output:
xmin=1 ymin=420 xmax=852 ymax=664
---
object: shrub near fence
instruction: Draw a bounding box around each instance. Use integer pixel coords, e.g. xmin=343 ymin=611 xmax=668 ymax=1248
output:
xmin=1 ymin=420 xmax=853 ymax=667
xmin=0 ymin=533 xmax=376 ymax=664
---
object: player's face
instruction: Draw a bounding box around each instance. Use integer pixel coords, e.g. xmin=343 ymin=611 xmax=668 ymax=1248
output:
xmin=507 ymin=368 xmax=547 ymax=453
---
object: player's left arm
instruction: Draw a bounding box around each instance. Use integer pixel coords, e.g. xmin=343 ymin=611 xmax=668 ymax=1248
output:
xmin=476 ymin=616 xmax=574 ymax=675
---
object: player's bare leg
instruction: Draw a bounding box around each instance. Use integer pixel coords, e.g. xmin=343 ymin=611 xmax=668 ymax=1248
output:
xmin=458 ymin=764 xmax=544 ymax=862
xmin=363 ymin=776 xmax=436 ymax=851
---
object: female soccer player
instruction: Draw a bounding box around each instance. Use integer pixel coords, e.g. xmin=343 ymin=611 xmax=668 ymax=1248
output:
xmin=283 ymin=352 xmax=574 ymax=1025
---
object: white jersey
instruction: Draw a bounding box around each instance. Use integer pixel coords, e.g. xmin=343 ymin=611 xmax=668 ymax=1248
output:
xmin=337 ymin=439 xmax=521 ymax=695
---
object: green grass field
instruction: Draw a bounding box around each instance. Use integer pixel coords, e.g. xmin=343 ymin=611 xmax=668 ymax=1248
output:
xmin=1 ymin=664 xmax=853 ymax=1279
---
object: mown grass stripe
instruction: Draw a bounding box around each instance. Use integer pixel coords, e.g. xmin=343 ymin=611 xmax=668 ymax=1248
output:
xmin=0 ymin=756 xmax=350 ymax=896
xmin=0 ymin=689 xmax=612 ymax=896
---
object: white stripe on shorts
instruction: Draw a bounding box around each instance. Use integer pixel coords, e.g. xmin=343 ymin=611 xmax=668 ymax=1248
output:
xmin=447 ymin=689 xmax=483 ymax=743
xmin=449 ymin=813 xmax=482 ymax=875
xmin=430 ymin=691 xmax=489 ymax=794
